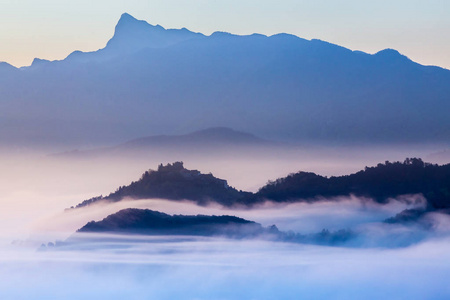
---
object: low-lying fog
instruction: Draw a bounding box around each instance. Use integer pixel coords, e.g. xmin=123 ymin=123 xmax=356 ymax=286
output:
xmin=3 ymin=237 xmax=450 ymax=299
xmin=0 ymin=145 xmax=449 ymax=299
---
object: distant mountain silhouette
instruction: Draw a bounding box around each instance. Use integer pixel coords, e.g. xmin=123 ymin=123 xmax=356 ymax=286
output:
xmin=0 ymin=62 xmax=17 ymax=72
xmin=119 ymin=127 xmax=272 ymax=148
xmin=66 ymin=13 xmax=204 ymax=63
xmin=0 ymin=13 xmax=449 ymax=146
xmin=53 ymin=127 xmax=276 ymax=158
xmin=51 ymin=127 xmax=274 ymax=157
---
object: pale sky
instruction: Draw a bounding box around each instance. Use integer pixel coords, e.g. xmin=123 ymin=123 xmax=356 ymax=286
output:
xmin=0 ymin=0 xmax=449 ymax=69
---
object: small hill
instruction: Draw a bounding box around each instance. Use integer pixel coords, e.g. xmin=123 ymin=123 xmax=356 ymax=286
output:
xmin=78 ymin=208 xmax=264 ymax=238
xmin=74 ymin=162 xmax=252 ymax=208
xmin=256 ymin=158 xmax=450 ymax=209
xmin=74 ymin=208 xmax=356 ymax=246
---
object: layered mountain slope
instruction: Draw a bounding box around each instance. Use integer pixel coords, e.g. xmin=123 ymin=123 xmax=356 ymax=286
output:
xmin=1 ymin=13 xmax=449 ymax=146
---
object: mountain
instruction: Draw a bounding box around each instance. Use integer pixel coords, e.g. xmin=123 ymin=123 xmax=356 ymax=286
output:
xmin=70 ymin=208 xmax=416 ymax=248
xmin=0 ymin=14 xmax=449 ymax=147
xmin=46 ymin=206 xmax=434 ymax=249
xmin=54 ymin=127 xmax=276 ymax=157
xmin=72 ymin=158 xmax=450 ymax=210
xmin=0 ymin=62 xmax=17 ymax=73
xmin=78 ymin=208 xmax=265 ymax=237
xmin=72 ymin=208 xmax=356 ymax=246
xmin=73 ymin=161 xmax=252 ymax=208
xmin=255 ymin=158 xmax=450 ymax=209
xmin=66 ymin=13 xmax=204 ymax=63
xmin=118 ymin=127 xmax=272 ymax=149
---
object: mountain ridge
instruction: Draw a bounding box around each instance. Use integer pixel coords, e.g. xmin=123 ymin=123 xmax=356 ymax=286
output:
xmin=71 ymin=158 xmax=450 ymax=210
xmin=51 ymin=127 xmax=277 ymax=158
xmin=120 ymin=127 xmax=272 ymax=148
xmin=3 ymin=14 xmax=448 ymax=70
xmin=73 ymin=161 xmax=252 ymax=208
xmin=0 ymin=13 xmax=449 ymax=146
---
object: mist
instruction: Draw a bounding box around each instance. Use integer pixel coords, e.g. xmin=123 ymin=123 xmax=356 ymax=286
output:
xmin=3 ymin=236 xmax=450 ymax=299
xmin=0 ymin=148 xmax=441 ymax=237
xmin=1 ymin=149 xmax=449 ymax=298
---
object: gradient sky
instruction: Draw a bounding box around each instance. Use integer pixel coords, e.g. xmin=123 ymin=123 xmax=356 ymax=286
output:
xmin=0 ymin=0 xmax=449 ymax=69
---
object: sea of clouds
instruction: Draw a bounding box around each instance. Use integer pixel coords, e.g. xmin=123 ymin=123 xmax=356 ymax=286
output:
xmin=0 ymin=150 xmax=449 ymax=299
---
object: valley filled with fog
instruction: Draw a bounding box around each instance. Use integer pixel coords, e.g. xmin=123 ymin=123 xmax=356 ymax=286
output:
xmin=3 ymin=236 xmax=450 ymax=299
xmin=0 ymin=146 xmax=449 ymax=299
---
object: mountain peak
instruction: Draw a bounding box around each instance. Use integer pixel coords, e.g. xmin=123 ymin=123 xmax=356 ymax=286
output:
xmin=31 ymin=58 xmax=50 ymax=66
xmin=118 ymin=12 xmax=137 ymax=23
xmin=103 ymin=13 xmax=201 ymax=55
xmin=374 ymin=48 xmax=409 ymax=62
xmin=114 ymin=13 xmax=157 ymax=33
xmin=115 ymin=13 xmax=155 ymax=31
xmin=376 ymin=48 xmax=400 ymax=55
xmin=0 ymin=61 xmax=17 ymax=71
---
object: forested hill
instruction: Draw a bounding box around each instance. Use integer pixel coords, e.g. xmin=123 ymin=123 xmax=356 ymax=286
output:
xmin=256 ymin=158 xmax=450 ymax=209
xmin=72 ymin=159 xmax=450 ymax=210
xmin=74 ymin=162 xmax=252 ymax=208
xmin=75 ymin=208 xmax=356 ymax=246
xmin=78 ymin=208 xmax=264 ymax=237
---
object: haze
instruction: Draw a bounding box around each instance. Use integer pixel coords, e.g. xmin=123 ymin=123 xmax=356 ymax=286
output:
xmin=0 ymin=150 xmax=449 ymax=298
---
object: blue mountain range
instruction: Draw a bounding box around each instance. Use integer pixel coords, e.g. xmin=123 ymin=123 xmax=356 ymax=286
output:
xmin=1 ymin=13 xmax=449 ymax=146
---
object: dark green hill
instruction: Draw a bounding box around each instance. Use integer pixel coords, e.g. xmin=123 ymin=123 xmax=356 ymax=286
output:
xmin=256 ymin=158 xmax=450 ymax=209
xmin=78 ymin=208 xmax=264 ymax=238
xmin=74 ymin=162 xmax=251 ymax=208
xmin=73 ymin=158 xmax=450 ymax=210
xmin=75 ymin=208 xmax=356 ymax=246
